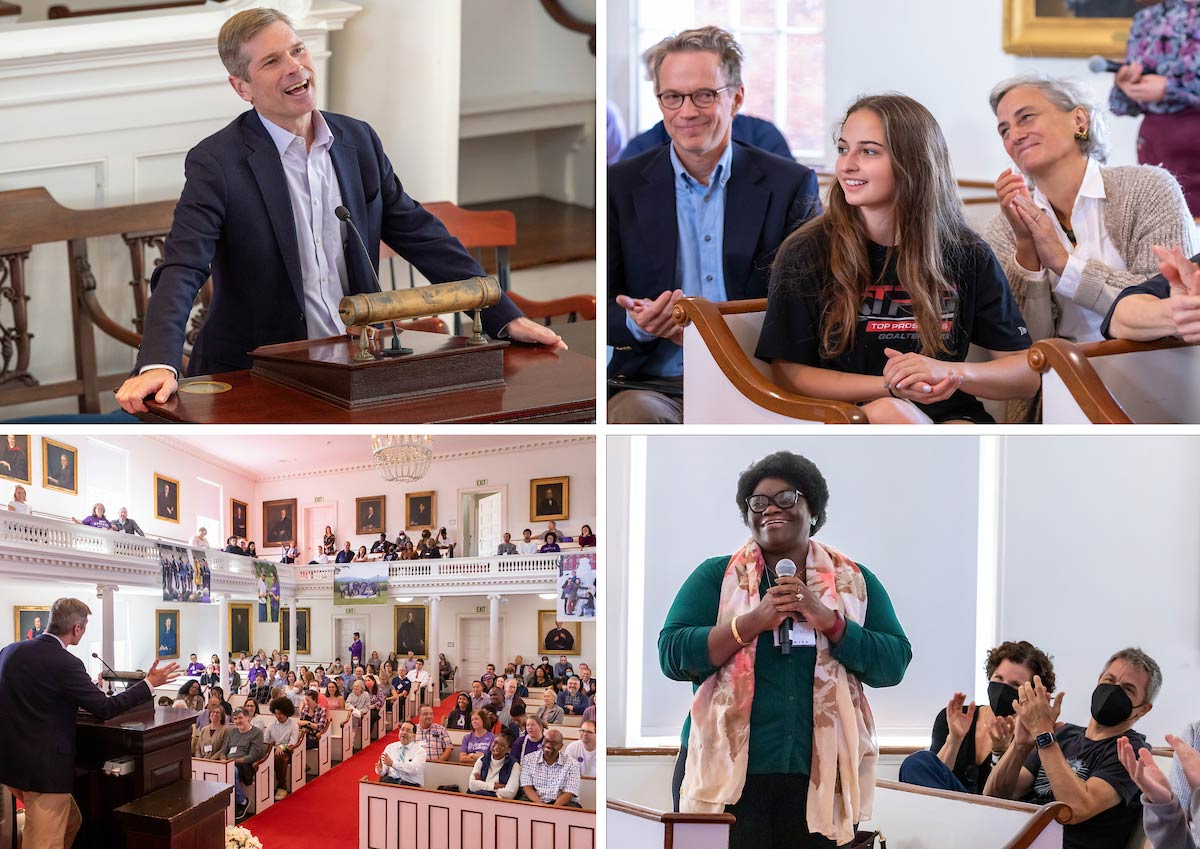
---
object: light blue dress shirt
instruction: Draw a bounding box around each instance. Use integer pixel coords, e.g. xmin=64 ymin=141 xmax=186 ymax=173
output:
xmin=626 ymin=142 xmax=733 ymax=377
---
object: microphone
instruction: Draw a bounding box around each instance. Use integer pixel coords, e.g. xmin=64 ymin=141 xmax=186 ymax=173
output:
xmin=775 ymin=559 xmax=798 ymax=655
xmin=335 ymin=204 xmax=384 ymax=298
xmin=1087 ymin=55 xmax=1123 ymax=74
xmin=92 ymin=652 xmax=118 ymax=694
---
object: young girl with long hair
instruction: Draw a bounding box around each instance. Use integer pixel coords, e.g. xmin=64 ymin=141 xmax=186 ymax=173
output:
xmin=756 ymin=93 xmax=1039 ymax=423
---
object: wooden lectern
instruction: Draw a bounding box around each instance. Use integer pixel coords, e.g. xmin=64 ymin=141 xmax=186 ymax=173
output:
xmin=72 ymin=704 xmax=198 ymax=849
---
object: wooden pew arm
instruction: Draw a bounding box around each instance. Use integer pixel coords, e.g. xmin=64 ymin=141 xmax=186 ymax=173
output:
xmin=1000 ymin=801 xmax=1073 ymax=849
xmin=672 ymin=297 xmax=868 ymax=424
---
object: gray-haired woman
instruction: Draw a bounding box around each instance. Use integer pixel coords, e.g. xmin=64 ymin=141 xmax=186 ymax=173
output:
xmin=984 ymin=74 xmax=1195 ymax=421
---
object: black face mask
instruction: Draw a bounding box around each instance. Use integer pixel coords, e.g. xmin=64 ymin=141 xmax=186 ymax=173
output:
xmin=988 ymin=681 xmax=1020 ymax=717
xmin=1090 ymin=683 xmax=1135 ymax=727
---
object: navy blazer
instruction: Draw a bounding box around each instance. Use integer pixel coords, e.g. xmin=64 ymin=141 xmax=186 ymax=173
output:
xmin=607 ymin=140 xmax=821 ymax=378
xmin=0 ymin=634 xmax=152 ymax=792
xmin=136 ymin=110 xmax=522 ymax=376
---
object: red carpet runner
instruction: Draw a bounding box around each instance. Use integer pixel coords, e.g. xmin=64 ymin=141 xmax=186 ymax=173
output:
xmin=243 ymin=698 xmax=456 ymax=845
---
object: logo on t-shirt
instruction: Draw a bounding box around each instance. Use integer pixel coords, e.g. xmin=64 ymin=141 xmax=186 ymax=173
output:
xmin=1031 ymin=756 xmax=1090 ymax=802
xmin=859 ymin=281 xmax=957 ymax=341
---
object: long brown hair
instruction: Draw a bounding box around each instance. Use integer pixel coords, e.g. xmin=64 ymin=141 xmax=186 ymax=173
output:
xmin=773 ymin=93 xmax=973 ymax=359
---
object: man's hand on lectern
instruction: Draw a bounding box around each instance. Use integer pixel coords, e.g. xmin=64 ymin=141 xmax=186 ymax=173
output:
xmin=145 ymin=658 xmax=181 ymax=688
xmin=505 ymin=317 xmax=567 ymax=351
xmin=115 ymin=369 xmax=179 ymax=414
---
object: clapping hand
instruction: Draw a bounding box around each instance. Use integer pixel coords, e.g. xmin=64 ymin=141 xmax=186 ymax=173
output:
xmin=945 ymin=692 xmax=977 ymax=741
xmin=145 ymin=658 xmax=181 ymax=687
xmin=1153 ymin=245 xmax=1200 ymax=343
xmin=882 ymin=349 xmax=962 ymax=402
xmin=1166 ymin=733 xmax=1200 ymax=793
xmin=988 ymin=714 xmax=1016 ymax=754
xmin=995 ymin=168 xmax=1036 ymax=240
xmin=1118 ymin=736 xmax=1174 ymax=804
xmin=1010 ymin=196 xmax=1070 ymax=276
xmin=380 ymin=752 xmax=393 ymax=767
xmin=1012 ymin=675 xmax=1063 ymax=739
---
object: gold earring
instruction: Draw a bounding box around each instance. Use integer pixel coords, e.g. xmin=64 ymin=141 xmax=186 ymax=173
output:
xmin=1074 ymin=129 xmax=1089 ymax=141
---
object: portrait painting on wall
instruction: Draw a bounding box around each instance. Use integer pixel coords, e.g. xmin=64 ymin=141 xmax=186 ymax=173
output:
xmin=557 ymin=551 xmax=597 ymax=621
xmin=1004 ymin=0 xmax=1136 ymax=57
xmin=538 ymin=609 xmax=581 ymax=656
xmin=154 ymin=474 xmax=180 ymax=524
xmin=0 ymin=435 xmax=31 ymax=485
xmin=531 ymin=476 xmax=568 ymax=522
xmin=405 ymin=491 xmax=436 ymax=532
xmin=42 ymin=438 xmax=77 ymax=495
xmin=254 ymin=561 xmax=281 ymax=623
xmin=263 ymin=498 xmax=297 ymax=547
xmin=13 ymin=606 xmax=50 ymax=642
xmin=231 ymin=498 xmax=248 ymax=539
xmin=281 ymin=607 xmax=311 ymax=654
xmin=155 ymin=609 xmax=179 ymax=660
xmin=393 ymin=605 xmax=428 ymax=656
xmin=356 ymin=495 xmax=385 ymax=535
xmin=229 ymin=603 xmax=252 ymax=655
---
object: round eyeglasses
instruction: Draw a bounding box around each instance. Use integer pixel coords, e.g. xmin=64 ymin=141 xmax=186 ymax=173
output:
xmin=745 ymin=489 xmax=804 ymax=514
xmin=655 ymin=87 xmax=730 ymax=110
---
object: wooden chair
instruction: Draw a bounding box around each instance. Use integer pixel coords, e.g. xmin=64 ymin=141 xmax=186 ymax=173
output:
xmin=507 ymin=292 xmax=596 ymax=325
xmin=670 ymin=297 xmax=868 ymax=424
xmin=1030 ymin=336 xmax=1200 ymax=423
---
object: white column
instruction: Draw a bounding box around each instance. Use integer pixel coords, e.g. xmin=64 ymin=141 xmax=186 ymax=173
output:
xmin=218 ymin=595 xmax=230 ymax=695
xmin=96 ymin=584 xmax=117 ymax=681
xmin=428 ymin=595 xmax=441 ymax=706
xmin=488 ymin=593 xmax=501 ymax=671
xmin=289 ymin=596 xmax=298 ymax=661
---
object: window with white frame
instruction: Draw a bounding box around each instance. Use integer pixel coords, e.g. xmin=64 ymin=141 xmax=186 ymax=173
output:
xmin=633 ymin=0 xmax=825 ymax=161
xmin=84 ymin=438 xmax=128 ymax=520
xmin=194 ymin=477 xmax=222 ymax=545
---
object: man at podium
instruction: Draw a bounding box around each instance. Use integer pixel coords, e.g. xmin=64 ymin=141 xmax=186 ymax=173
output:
xmin=115 ymin=7 xmax=564 ymax=415
xmin=0 ymin=597 xmax=180 ymax=849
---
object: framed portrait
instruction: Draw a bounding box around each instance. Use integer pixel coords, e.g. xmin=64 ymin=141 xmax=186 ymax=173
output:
xmin=154 ymin=474 xmax=180 ymax=524
xmin=42 ymin=438 xmax=77 ymax=495
xmin=155 ymin=609 xmax=180 ymax=660
xmin=530 ymin=476 xmax=569 ymax=522
xmin=356 ymin=495 xmax=385 ymax=536
xmin=0 ymin=435 xmax=31 ymax=485
xmin=281 ymin=607 xmax=311 ymax=654
xmin=230 ymin=498 xmax=248 ymax=539
xmin=537 ymin=609 xmax=580 ymax=656
xmin=263 ymin=498 xmax=297 ymax=547
xmin=405 ymin=491 xmax=436 ymax=532
xmin=393 ymin=604 xmax=428 ymax=657
xmin=1003 ymin=0 xmax=1135 ymax=58
xmin=13 ymin=605 xmax=50 ymax=642
xmin=229 ymin=603 xmax=252 ymax=655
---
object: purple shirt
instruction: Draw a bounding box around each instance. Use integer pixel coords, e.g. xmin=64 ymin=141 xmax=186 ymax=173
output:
xmin=82 ymin=515 xmax=112 ymax=530
xmin=461 ymin=731 xmax=495 ymax=756
xmin=349 ymin=640 xmax=363 ymax=665
xmin=1110 ymin=0 xmax=1200 ymax=116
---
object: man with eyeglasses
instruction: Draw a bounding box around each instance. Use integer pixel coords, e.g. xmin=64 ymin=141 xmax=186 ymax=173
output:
xmin=608 ymin=25 xmax=821 ymax=424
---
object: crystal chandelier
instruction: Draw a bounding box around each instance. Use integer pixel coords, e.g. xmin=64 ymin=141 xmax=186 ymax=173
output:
xmin=371 ymin=435 xmax=433 ymax=482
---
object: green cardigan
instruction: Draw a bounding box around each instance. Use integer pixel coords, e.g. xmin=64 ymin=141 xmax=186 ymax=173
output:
xmin=659 ymin=555 xmax=911 ymax=775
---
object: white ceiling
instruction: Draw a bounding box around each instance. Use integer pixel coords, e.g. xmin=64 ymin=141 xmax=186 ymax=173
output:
xmin=155 ymin=435 xmax=576 ymax=480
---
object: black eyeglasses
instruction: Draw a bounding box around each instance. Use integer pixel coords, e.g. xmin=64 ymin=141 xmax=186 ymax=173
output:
xmin=745 ymin=489 xmax=804 ymax=513
xmin=656 ymin=87 xmax=730 ymax=110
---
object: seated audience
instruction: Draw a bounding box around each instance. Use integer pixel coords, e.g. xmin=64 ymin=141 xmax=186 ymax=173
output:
xmin=415 ymin=705 xmax=453 ymax=763
xmin=297 ymin=690 xmax=329 ymax=751
xmin=514 ymin=715 xmax=547 ymax=763
xmin=246 ymin=542 xmax=258 ymax=558
xmin=459 ymin=710 xmax=496 ymax=764
xmin=79 ymin=503 xmax=112 ymax=530
xmin=418 ymin=538 xmax=440 ymax=559
xmin=554 ymin=656 xmax=574 ymax=681
xmin=199 ymin=664 xmax=221 ymax=689
xmin=539 ymin=532 xmax=562 ymax=553
xmin=399 ymin=541 xmax=418 ymax=560
xmin=520 ymin=729 xmax=582 ymax=807
xmin=537 ymin=688 xmax=565 ymax=725
xmin=7 ymin=484 xmax=30 ymax=513
xmin=557 ymin=676 xmax=591 ymax=716
xmin=1104 ymin=246 xmax=1200 ymax=343
xmin=985 ymin=647 xmax=1160 ymax=849
xmin=1118 ymin=729 xmax=1200 ymax=849
xmin=531 ymin=667 xmax=553 ymax=688
xmin=352 ymin=545 xmax=368 ymax=562
xmin=185 ymin=654 xmax=205 ymax=677
xmin=577 ymin=524 xmax=596 ymax=548
xmin=370 ymin=532 xmax=388 ymax=554
xmin=265 ymin=697 xmax=302 ymax=799
xmin=468 ymin=733 xmax=522 ymax=799
xmin=179 ymin=680 xmax=204 ymax=711
xmin=499 ymin=677 xmax=526 ymax=725
xmin=319 ymin=680 xmax=344 ymax=712
xmin=194 ymin=705 xmax=231 ymax=758
xmin=435 ymin=527 xmax=455 ymax=557
xmin=219 ymin=707 xmax=269 ymax=821
xmin=345 ymin=679 xmax=371 ymax=716
xmin=470 ymin=680 xmax=490 ymax=711
xmin=577 ymin=663 xmax=597 ymax=698
xmin=901 ymin=640 xmax=1055 ymax=793
xmin=759 ymin=92 xmax=1037 ymax=424
xmin=224 ymin=536 xmax=242 ymax=554
xmin=620 ymin=111 xmax=795 ymax=162
xmin=582 ymin=696 xmax=597 ymax=726
xmin=517 ymin=529 xmax=540 ymax=555
xmin=446 ymin=692 xmax=473 ymax=730
xmin=564 ymin=720 xmax=597 ymax=778
xmin=985 ymin=74 xmax=1194 ymax=421
xmin=335 ymin=542 xmax=354 ymax=564
xmin=496 ymin=532 xmax=518 ymax=555
xmin=375 ymin=720 xmax=426 ymax=786
xmin=481 ymin=664 xmax=498 ymax=689
xmin=364 ymin=676 xmax=385 ymax=732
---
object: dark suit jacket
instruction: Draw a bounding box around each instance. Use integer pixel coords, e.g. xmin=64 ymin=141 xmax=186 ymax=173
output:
xmin=136 ymin=109 xmax=522 ymax=375
xmin=607 ymin=141 xmax=822 ymax=378
xmin=0 ymin=634 xmax=151 ymax=792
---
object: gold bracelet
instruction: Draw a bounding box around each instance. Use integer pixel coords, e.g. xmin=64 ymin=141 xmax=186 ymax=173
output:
xmin=730 ymin=616 xmax=750 ymax=647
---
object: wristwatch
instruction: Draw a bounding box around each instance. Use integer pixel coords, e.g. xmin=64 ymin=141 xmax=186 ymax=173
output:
xmin=1034 ymin=731 xmax=1055 ymax=749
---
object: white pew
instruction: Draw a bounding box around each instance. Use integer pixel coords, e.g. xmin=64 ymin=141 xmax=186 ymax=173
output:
xmin=189 ymin=758 xmax=236 ymax=827
xmin=280 ymin=738 xmax=306 ymax=794
xmin=306 ymin=722 xmax=332 ymax=777
xmin=193 ymin=750 xmax=274 ymax=818
xmin=358 ymin=778 xmax=596 ymax=849
xmin=420 ymin=761 xmax=597 ymax=810
xmin=329 ymin=710 xmax=354 ymax=764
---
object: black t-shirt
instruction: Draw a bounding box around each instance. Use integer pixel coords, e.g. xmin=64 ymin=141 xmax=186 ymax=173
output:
xmin=930 ymin=707 xmax=993 ymax=794
xmin=1020 ymin=724 xmax=1148 ymax=849
xmin=755 ymin=232 xmax=1030 ymax=422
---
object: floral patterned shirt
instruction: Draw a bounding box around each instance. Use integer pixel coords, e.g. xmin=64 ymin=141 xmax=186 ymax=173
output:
xmin=1110 ymin=0 xmax=1200 ymax=115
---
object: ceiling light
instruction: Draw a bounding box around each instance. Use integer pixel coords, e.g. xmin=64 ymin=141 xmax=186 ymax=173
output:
xmin=371 ymin=434 xmax=433 ymax=482
xmin=538 ymin=593 xmax=557 ymax=600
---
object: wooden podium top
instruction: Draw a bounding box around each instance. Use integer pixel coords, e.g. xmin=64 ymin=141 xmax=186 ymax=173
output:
xmin=137 ymin=321 xmax=596 ymax=424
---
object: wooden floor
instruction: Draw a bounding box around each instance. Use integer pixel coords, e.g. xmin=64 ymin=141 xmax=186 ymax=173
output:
xmin=464 ymin=195 xmax=595 ymax=271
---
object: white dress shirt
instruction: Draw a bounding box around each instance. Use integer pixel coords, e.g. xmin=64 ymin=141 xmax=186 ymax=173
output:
xmin=1028 ymin=158 xmax=1126 ymax=343
xmin=517 ymin=540 xmax=540 ymax=555
xmin=378 ymin=739 xmax=427 ymax=784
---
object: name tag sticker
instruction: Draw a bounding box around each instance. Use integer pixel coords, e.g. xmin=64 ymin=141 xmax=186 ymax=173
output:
xmin=204 ymin=745 xmax=213 ymax=753
xmin=229 ymin=747 xmax=238 ymax=755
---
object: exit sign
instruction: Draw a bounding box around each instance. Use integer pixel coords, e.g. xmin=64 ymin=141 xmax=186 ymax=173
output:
xmin=476 ymin=479 xmax=487 ymax=486
xmin=313 ymin=496 xmax=324 ymax=502
xmin=475 ymin=606 xmax=486 ymax=613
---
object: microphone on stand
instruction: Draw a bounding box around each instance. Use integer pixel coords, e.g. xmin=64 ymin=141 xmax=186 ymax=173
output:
xmin=92 ymin=652 xmax=118 ymax=694
xmin=775 ymin=559 xmax=798 ymax=655
xmin=334 ymin=205 xmax=383 ymax=293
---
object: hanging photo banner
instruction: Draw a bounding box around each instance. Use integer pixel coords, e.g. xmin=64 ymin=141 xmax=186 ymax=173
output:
xmin=334 ymin=562 xmax=389 ymax=606
xmin=556 ymin=552 xmax=596 ymax=621
xmin=160 ymin=545 xmax=211 ymax=603
xmin=254 ymin=561 xmax=281 ymax=622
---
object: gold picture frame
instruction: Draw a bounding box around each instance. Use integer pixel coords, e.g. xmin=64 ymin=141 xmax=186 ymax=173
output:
xmin=13 ymin=605 xmax=50 ymax=642
xmin=393 ymin=604 xmax=428 ymax=657
xmin=155 ymin=608 xmax=180 ymax=660
xmin=404 ymin=491 xmax=436 ymax=532
xmin=1003 ymin=0 xmax=1133 ymax=59
xmin=0 ymin=435 xmax=31 ymax=485
xmin=356 ymin=495 xmax=385 ymax=536
xmin=537 ymin=609 xmax=580 ymax=657
xmin=281 ymin=607 xmax=311 ymax=654
xmin=42 ymin=438 xmax=77 ymax=495
xmin=154 ymin=473 xmax=180 ymax=524
xmin=229 ymin=602 xmax=253 ymax=655
xmin=530 ymin=476 xmax=568 ymax=522
xmin=230 ymin=498 xmax=248 ymax=539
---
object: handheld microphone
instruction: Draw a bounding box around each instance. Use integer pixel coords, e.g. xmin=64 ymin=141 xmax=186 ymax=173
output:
xmin=334 ymin=205 xmax=384 ymax=296
xmin=1087 ymin=55 xmax=1123 ymax=74
xmin=775 ymin=558 xmax=798 ymax=655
